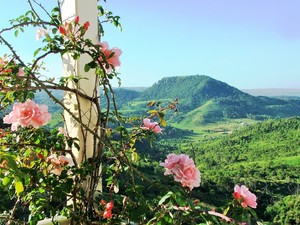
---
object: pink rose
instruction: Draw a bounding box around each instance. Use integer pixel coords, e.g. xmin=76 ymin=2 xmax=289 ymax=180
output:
xmin=99 ymin=41 xmax=122 ymax=74
xmin=46 ymin=154 xmax=74 ymax=176
xmin=159 ymin=153 xmax=180 ymax=174
xmin=18 ymin=67 xmax=25 ymax=76
xmin=233 ymin=185 xmax=257 ymax=208
xmin=160 ymin=154 xmax=201 ymax=190
xmin=141 ymin=118 xmax=162 ymax=134
xmin=0 ymin=57 xmax=12 ymax=74
xmin=36 ymin=28 xmax=49 ymax=41
xmin=3 ymin=99 xmax=51 ymax=131
xmin=58 ymin=127 xmax=68 ymax=136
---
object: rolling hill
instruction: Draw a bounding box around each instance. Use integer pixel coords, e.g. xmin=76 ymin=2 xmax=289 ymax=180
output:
xmin=121 ymin=75 xmax=300 ymax=124
xmin=2 ymin=75 xmax=300 ymax=128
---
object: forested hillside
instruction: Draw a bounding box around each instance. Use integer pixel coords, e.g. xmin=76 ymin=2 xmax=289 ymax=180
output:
xmin=138 ymin=75 xmax=300 ymax=124
xmin=197 ymin=117 xmax=300 ymax=223
xmin=3 ymin=75 xmax=300 ymax=128
xmin=143 ymin=117 xmax=300 ymax=223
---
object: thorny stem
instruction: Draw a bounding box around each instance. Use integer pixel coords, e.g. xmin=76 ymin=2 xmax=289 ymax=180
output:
xmin=6 ymin=197 xmax=21 ymax=225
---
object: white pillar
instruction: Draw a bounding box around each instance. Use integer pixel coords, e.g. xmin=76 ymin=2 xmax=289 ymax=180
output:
xmin=61 ymin=0 xmax=99 ymax=163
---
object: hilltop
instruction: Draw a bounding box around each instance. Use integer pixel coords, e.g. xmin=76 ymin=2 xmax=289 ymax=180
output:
xmin=2 ymin=75 xmax=300 ymax=128
xmin=119 ymin=75 xmax=300 ymax=124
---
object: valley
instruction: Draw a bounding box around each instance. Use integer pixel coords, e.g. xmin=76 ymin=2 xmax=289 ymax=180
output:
xmin=1 ymin=75 xmax=299 ymax=224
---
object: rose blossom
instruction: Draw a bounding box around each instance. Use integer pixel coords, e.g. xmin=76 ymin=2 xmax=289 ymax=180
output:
xmin=3 ymin=99 xmax=51 ymax=131
xmin=140 ymin=118 xmax=162 ymax=133
xmin=18 ymin=67 xmax=25 ymax=76
xmin=99 ymin=41 xmax=122 ymax=74
xmin=46 ymin=154 xmax=74 ymax=176
xmin=0 ymin=57 xmax=12 ymax=74
xmin=160 ymin=153 xmax=201 ymax=190
xmin=36 ymin=28 xmax=49 ymax=41
xmin=233 ymin=185 xmax=257 ymax=208
xmin=58 ymin=127 xmax=68 ymax=136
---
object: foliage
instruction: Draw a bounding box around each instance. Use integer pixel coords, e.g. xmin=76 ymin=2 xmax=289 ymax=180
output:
xmin=266 ymin=195 xmax=300 ymax=224
xmin=148 ymin=117 xmax=300 ymax=222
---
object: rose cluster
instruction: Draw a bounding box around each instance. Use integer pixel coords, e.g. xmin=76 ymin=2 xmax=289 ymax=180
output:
xmin=59 ymin=16 xmax=90 ymax=38
xmin=0 ymin=56 xmax=24 ymax=77
xmin=100 ymin=200 xmax=114 ymax=220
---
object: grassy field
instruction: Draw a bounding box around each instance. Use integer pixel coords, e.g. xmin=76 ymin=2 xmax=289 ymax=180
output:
xmin=171 ymin=118 xmax=257 ymax=141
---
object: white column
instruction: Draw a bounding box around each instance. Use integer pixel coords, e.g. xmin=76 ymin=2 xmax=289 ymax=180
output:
xmin=61 ymin=0 xmax=99 ymax=163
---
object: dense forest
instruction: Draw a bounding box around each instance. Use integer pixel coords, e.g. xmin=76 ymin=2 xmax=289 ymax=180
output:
xmin=136 ymin=117 xmax=300 ymax=224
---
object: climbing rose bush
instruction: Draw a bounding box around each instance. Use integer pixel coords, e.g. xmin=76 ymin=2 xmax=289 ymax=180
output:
xmin=3 ymin=99 xmax=51 ymax=131
xmin=160 ymin=153 xmax=201 ymax=190
xmin=0 ymin=1 xmax=260 ymax=224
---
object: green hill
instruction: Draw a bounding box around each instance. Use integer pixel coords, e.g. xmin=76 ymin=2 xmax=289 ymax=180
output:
xmin=2 ymin=75 xmax=300 ymax=127
xmin=138 ymin=75 xmax=300 ymax=124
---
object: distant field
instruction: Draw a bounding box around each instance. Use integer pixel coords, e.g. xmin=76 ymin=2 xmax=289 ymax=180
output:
xmin=242 ymin=88 xmax=300 ymax=97
xmin=171 ymin=118 xmax=257 ymax=141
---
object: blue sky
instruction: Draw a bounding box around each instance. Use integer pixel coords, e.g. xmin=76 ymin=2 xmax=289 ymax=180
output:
xmin=1 ymin=0 xmax=300 ymax=89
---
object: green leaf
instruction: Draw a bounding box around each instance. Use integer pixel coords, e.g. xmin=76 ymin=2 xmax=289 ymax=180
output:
xmin=160 ymin=118 xmax=167 ymax=127
xmin=158 ymin=191 xmax=173 ymax=206
xmin=2 ymin=177 xmax=11 ymax=187
xmin=131 ymin=152 xmax=138 ymax=162
xmin=84 ymin=64 xmax=90 ymax=72
xmin=147 ymin=109 xmax=157 ymax=114
xmin=15 ymin=180 xmax=24 ymax=195
xmin=14 ymin=29 xmax=19 ymax=37
xmin=88 ymin=61 xmax=97 ymax=69
xmin=34 ymin=48 xmax=41 ymax=57
xmin=52 ymin=28 xmax=58 ymax=34
xmin=115 ymin=126 xmax=125 ymax=132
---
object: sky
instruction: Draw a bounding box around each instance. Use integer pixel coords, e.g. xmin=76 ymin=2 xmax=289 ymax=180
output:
xmin=1 ymin=0 xmax=300 ymax=89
